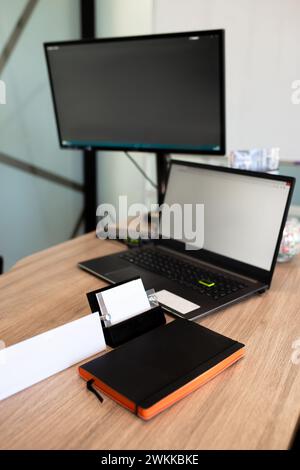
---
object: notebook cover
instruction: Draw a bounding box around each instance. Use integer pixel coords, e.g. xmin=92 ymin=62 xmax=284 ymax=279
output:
xmin=79 ymin=319 xmax=245 ymax=418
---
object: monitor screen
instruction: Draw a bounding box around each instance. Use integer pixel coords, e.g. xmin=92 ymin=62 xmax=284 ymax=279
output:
xmin=45 ymin=30 xmax=225 ymax=154
xmin=162 ymin=163 xmax=291 ymax=271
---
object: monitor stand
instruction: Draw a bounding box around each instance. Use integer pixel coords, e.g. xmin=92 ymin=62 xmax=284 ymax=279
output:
xmin=156 ymin=152 xmax=171 ymax=206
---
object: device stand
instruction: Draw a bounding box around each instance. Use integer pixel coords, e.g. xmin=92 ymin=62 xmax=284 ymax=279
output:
xmin=156 ymin=152 xmax=171 ymax=206
xmin=83 ymin=149 xmax=97 ymax=232
xmin=86 ymin=286 xmax=166 ymax=348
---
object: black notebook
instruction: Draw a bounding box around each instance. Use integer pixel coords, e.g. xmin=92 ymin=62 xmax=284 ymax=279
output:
xmin=79 ymin=319 xmax=245 ymax=420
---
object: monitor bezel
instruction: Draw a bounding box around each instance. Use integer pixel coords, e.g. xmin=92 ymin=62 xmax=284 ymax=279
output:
xmin=44 ymin=29 xmax=226 ymax=155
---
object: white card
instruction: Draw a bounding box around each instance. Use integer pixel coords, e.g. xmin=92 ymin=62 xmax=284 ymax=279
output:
xmin=0 ymin=313 xmax=105 ymax=401
xmin=96 ymin=278 xmax=151 ymax=326
xmin=156 ymin=290 xmax=200 ymax=315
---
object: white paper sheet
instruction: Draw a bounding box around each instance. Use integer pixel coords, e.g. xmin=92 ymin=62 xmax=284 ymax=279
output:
xmin=156 ymin=290 xmax=200 ymax=315
xmin=0 ymin=312 xmax=105 ymax=401
xmin=96 ymin=278 xmax=151 ymax=326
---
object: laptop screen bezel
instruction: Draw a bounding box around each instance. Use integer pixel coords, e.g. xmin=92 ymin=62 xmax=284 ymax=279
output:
xmin=158 ymin=161 xmax=295 ymax=286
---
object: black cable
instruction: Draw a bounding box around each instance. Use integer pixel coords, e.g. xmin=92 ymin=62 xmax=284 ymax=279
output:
xmin=125 ymin=151 xmax=158 ymax=190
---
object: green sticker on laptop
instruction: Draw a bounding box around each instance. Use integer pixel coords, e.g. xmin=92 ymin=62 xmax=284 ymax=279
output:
xmin=198 ymin=280 xmax=215 ymax=288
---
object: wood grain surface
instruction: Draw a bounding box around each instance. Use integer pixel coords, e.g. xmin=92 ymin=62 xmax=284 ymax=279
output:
xmin=0 ymin=233 xmax=299 ymax=450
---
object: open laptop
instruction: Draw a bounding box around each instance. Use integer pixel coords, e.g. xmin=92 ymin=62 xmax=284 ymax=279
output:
xmin=79 ymin=161 xmax=295 ymax=320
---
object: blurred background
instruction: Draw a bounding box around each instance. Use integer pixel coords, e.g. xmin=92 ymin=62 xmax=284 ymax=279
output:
xmin=0 ymin=0 xmax=300 ymax=271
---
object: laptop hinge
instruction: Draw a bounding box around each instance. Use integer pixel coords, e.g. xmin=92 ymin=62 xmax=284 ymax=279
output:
xmin=157 ymin=246 xmax=263 ymax=285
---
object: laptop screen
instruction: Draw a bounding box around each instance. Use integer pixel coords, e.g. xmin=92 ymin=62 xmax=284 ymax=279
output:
xmin=161 ymin=163 xmax=291 ymax=271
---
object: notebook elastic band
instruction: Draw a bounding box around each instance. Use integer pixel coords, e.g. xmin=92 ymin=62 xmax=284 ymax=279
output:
xmin=87 ymin=379 xmax=104 ymax=404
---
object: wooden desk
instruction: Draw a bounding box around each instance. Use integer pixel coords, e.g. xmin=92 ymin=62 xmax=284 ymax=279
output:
xmin=0 ymin=233 xmax=300 ymax=450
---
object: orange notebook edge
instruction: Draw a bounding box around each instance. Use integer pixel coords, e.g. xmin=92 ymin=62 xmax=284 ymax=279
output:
xmin=79 ymin=346 xmax=245 ymax=421
xmin=139 ymin=347 xmax=245 ymax=420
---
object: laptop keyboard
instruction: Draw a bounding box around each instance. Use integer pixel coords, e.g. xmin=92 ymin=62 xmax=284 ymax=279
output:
xmin=120 ymin=249 xmax=248 ymax=301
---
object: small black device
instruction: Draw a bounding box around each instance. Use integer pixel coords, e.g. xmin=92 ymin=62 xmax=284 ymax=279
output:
xmin=79 ymin=161 xmax=295 ymax=321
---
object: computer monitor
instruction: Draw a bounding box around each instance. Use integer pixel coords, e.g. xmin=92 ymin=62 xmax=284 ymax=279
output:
xmin=44 ymin=30 xmax=226 ymax=155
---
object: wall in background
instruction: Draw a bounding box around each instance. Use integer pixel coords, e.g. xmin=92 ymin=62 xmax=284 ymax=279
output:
xmin=1 ymin=0 xmax=299 ymax=271
xmin=0 ymin=0 xmax=82 ymax=271
xmin=153 ymin=0 xmax=300 ymax=161
xmin=96 ymin=0 xmax=157 ymax=214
